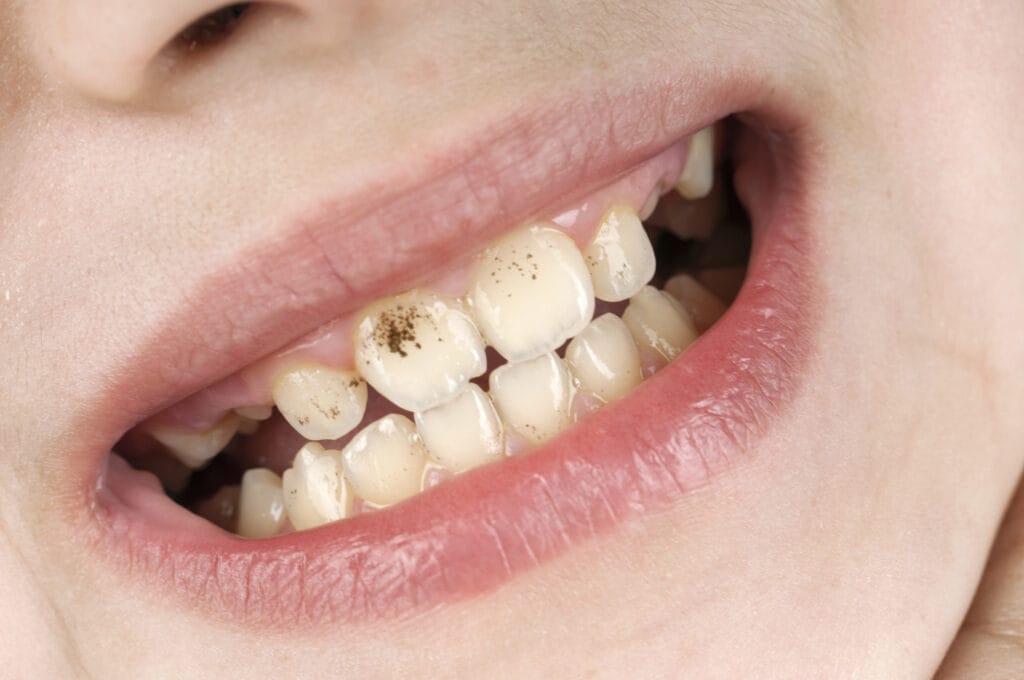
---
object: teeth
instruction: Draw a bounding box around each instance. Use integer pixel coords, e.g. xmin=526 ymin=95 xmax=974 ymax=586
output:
xmin=148 ymin=412 xmax=241 ymax=469
xmin=622 ymin=286 xmax=698 ymax=369
xmin=664 ymin=274 xmax=728 ymax=333
xmin=194 ymin=484 xmax=240 ymax=531
xmin=675 ymin=126 xmax=715 ymax=200
xmin=236 ymin=468 xmax=287 ymax=539
xmin=282 ymin=442 xmax=353 ymax=530
xmin=488 ymin=351 xmax=574 ymax=445
xmin=354 ymin=291 xmax=487 ymax=412
xmin=341 ymin=414 xmax=428 ymax=506
xmin=582 ymin=207 xmax=657 ymax=302
xmin=234 ymin=405 xmax=273 ymax=421
xmin=469 ymin=224 xmax=595 ymax=362
xmin=415 ymin=384 xmax=504 ymax=473
xmin=697 ymin=266 xmax=746 ymax=305
xmin=272 ymin=364 xmax=367 ymax=441
xmin=565 ymin=313 xmax=643 ymax=404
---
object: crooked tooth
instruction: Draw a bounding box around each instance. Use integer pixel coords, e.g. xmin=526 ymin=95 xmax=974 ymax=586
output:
xmin=354 ymin=291 xmax=486 ymax=412
xmin=272 ymin=364 xmax=367 ymax=441
xmin=341 ymin=415 xmax=428 ymax=506
xmin=415 ymin=384 xmax=504 ymax=474
xmin=675 ymin=126 xmax=715 ymax=200
xmin=489 ymin=351 xmax=574 ymax=445
xmin=582 ymin=207 xmax=657 ymax=302
xmin=664 ymin=274 xmax=728 ymax=333
xmin=565 ymin=313 xmax=643 ymax=404
xmin=282 ymin=442 xmax=353 ymax=530
xmin=148 ymin=412 xmax=240 ymax=469
xmin=236 ymin=468 xmax=286 ymax=539
xmin=622 ymin=286 xmax=698 ymax=371
xmin=469 ymin=224 xmax=594 ymax=362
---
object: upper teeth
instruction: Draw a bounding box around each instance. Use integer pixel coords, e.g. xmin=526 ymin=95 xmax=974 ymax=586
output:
xmin=148 ymin=412 xmax=241 ymax=469
xmin=675 ymin=126 xmax=715 ymax=200
xmin=582 ymin=206 xmax=656 ymax=302
xmin=272 ymin=364 xmax=367 ymax=441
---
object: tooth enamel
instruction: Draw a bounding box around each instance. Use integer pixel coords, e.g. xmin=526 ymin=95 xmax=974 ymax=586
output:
xmin=582 ymin=207 xmax=657 ymax=302
xmin=354 ymin=291 xmax=487 ymax=412
xmin=639 ymin=190 xmax=660 ymax=220
xmin=148 ymin=412 xmax=241 ymax=469
xmin=194 ymin=484 xmax=239 ymax=531
xmin=272 ymin=364 xmax=367 ymax=441
xmin=622 ymin=286 xmax=698 ymax=366
xmin=236 ymin=468 xmax=287 ymax=539
xmin=664 ymin=274 xmax=728 ymax=333
xmin=469 ymin=224 xmax=595 ymax=362
xmin=488 ymin=351 xmax=575 ymax=445
xmin=341 ymin=414 xmax=428 ymax=506
xmin=565 ymin=313 xmax=643 ymax=404
xmin=415 ymin=384 xmax=504 ymax=473
xmin=675 ymin=126 xmax=715 ymax=200
xmin=235 ymin=405 xmax=273 ymax=421
xmin=282 ymin=442 xmax=353 ymax=530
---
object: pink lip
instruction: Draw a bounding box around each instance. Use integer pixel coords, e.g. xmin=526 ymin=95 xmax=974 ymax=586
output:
xmin=69 ymin=74 xmax=817 ymax=628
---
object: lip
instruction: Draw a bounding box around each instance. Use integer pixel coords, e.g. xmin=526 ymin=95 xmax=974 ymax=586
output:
xmin=65 ymin=73 xmax=817 ymax=627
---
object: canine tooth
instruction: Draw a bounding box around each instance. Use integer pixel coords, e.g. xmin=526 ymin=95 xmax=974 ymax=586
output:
xmin=675 ymin=126 xmax=715 ymax=200
xmin=622 ymin=286 xmax=698 ymax=366
xmin=236 ymin=468 xmax=286 ymax=539
xmin=149 ymin=412 xmax=240 ymax=469
xmin=415 ymin=384 xmax=504 ymax=474
xmin=565 ymin=313 xmax=643 ymax=404
xmin=664 ymin=274 xmax=728 ymax=333
xmin=469 ymin=224 xmax=594 ymax=362
xmin=582 ymin=207 xmax=657 ymax=302
xmin=282 ymin=442 xmax=353 ymax=530
xmin=272 ymin=364 xmax=367 ymax=441
xmin=489 ymin=352 xmax=574 ymax=445
xmin=341 ymin=415 xmax=428 ymax=506
xmin=354 ymin=291 xmax=486 ymax=412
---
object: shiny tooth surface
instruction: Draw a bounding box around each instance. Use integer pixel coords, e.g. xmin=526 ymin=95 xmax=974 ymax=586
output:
xmin=469 ymin=224 xmax=595 ymax=362
xmin=148 ymin=412 xmax=240 ymax=469
xmin=282 ymin=442 xmax=353 ymax=530
xmin=272 ymin=364 xmax=367 ymax=441
xmin=341 ymin=414 xmax=428 ymax=506
xmin=582 ymin=207 xmax=657 ymax=302
xmin=565 ymin=313 xmax=643 ymax=404
xmin=622 ymin=286 xmax=699 ymax=366
xmin=489 ymin=351 xmax=574 ymax=445
xmin=675 ymin=126 xmax=715 ymax=200
xmin=664 ymin=274 xmax=728 ymax=333
xmin=354 ymin=291 xmax=486 ymax=412
xmin=236 ymin=468 xmax=286 ymax=539
xmin=415 ymin=384 xmax=504 ymax=474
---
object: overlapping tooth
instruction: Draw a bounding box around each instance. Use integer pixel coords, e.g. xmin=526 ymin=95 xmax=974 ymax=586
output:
xmin=469 ymin=224 xmax=595 ymax=362
xmin=236 ymin=468 xmax=286 ymax=539
xmin=272 ymin=364 xmax=367 ymax=441
xmin=341 ymin=415 xmax=428 ymax=506
xmin=565 ymin=313 xmax=643 ymax=404
xmin=489 ymin=351 xmax=574 ymax=445
xmin=664 ymin=274 xmax=727 ymax=333
xmin=148 ymin=412 xmax=241 ymax=469
xmin=415 ymin=384 xmax=504 ymax=473
xmin=282 ymin=442 xmax=353 ymax=530
xmin=582 ymin=207 xmax=657 ymax=302
xmin=354 ymin=291 xmax=486 ymax=412
xmin=622 ymin=286 xmax=698 ymax=371
xmin=675 ymin=126 xmax=715 ymax=200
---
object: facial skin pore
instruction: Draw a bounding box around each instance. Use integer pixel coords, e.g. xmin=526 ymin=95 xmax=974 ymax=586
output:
xmin=1 ymin=1 xmax=1023 ymax=677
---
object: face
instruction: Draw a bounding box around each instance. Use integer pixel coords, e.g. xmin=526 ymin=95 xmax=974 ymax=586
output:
xmin=2 ymin=1 xmax=1022 ymax=676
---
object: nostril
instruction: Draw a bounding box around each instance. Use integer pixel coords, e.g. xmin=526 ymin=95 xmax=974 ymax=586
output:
xmin=170 ymin=3 xmax=252 ymax=55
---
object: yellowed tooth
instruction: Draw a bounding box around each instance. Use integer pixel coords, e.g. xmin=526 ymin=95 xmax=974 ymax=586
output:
xmin=622 ymin=286 xmax=698 ymax=368
xmin=341 ymin=415 xmax=428 ymax=506
xmin=565 ymin=313 xmax=643 ymax=404
xmin=272 ymin=364 xmax=367 ymax=442
xmin=582 ymin=207 xmax=657 ymax=302
xmin=664 ymin=274 xmax=728 ymax=333
xmin=148 ymin=412 xmax=241 ymax=469
xmin=415 ymin=384 xmax=504 ymax=474
xmin=282 ymin=442 xmax=353 ymax=531
xmin=488 ymin=351 xmax=575 ymax=445
xmin=236 ymin=468 xmax=286 ymax=539
xmin=234 ymin=405 xmax=273 ymax=421
xmin=675 ymin=126 xmax=715 ymax=200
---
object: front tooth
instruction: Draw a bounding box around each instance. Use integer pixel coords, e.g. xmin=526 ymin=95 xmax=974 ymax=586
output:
xmin=354 ymin=291 xmax=487 ymax=412
xmin=675 ymin=126 xmax=715 ymax=200
xmin=565 ymin=313 xmax=643 ymax=404
xmin=282 ymin=442 xmax=353 ymax=530
xmin=415 ymin=384 xmax=504 ymax=474
xmin=148 ymin=412 xmax=240 ymax=469
xmin=664 ymin=274 xmax=728 ymax=333
xmin=272 ymin=364 xmax=367 ymax=441
xmin=488 ymin=351 xmax=574 ymax=445
xmin=341 ymin=414 xmax=428 ymax=506
xmin=469 ymin=224 xmax=595 ymax=362
xmin=236 ymin=468 xmax=286 ymax=539
xmin=582 ymin=207 xmax=657 ymax=302
xmin=622 ymin=286 xmax=698 ymax=369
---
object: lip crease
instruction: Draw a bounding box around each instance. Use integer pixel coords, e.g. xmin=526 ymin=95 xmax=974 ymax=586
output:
xmin=66 ymin=73 xmax=817 ymax=628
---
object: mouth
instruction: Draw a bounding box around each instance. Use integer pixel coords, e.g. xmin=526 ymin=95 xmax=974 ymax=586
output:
xmin=66 ymin=77 xmax=817 ymax=628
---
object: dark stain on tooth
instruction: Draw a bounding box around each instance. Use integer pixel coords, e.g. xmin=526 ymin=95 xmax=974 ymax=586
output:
xmin=372 ymin=303 xmax=437 ymax=357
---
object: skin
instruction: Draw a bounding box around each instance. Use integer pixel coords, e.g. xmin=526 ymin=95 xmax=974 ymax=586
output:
xmin=1 ymin=1 xmax=1022 ymax=677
